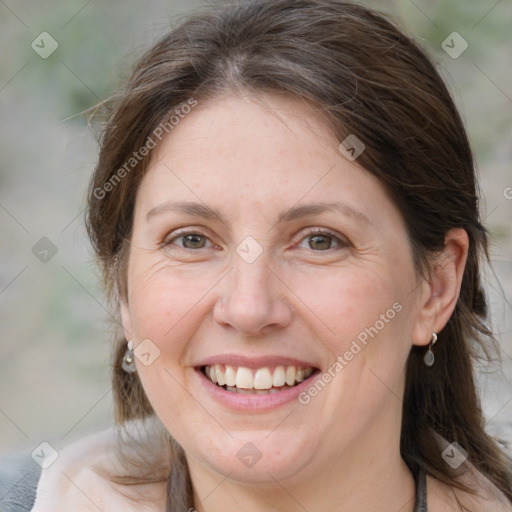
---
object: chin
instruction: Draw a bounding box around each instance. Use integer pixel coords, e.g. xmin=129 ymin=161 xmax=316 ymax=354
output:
xmin=188 ymin=431 xmax=318 ymax=483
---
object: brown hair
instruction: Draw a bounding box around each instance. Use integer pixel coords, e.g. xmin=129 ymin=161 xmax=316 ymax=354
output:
xmin=86 ymin=0 xmax=512 ymax=508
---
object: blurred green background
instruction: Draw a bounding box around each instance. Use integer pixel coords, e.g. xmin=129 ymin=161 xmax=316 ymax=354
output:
xmin=1 ymin=0 xmax=511 ymax=453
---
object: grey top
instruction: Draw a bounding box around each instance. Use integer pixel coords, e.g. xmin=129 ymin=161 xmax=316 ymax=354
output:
xmin=0 ymin=453 xmax=428 ymax=511
xmin=0 ymin=453 xmax=42 ymax=512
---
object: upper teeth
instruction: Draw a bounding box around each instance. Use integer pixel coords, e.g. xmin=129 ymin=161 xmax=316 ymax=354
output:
xmin=204 ymin=364 xmax=314 ymax=390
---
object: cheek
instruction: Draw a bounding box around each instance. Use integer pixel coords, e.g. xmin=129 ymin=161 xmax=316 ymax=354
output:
xmin=291 ymin=268 xmax=415 ymax=438
xmin=294 ymin=264 xmax=415 ymax=389
xmin=124 ymin=255 xmax=227 ymax=412
xmin=127 ymin=264 xmax=213 ymax=350
xmin=297 ymin=266 xmax=408 ymax=341
xmin=124 ymin=265 xmax=210 ymax=424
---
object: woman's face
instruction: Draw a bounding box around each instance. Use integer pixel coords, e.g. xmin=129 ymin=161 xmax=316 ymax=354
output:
xmin=121 ymin=93 xmax=428 ymax=484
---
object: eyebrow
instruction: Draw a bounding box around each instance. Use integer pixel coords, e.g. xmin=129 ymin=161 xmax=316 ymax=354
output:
xmin=276 ymin=202 xmax=371 ymax=225
xmin=146 ymin=201 xmax=226 ymax=222
xmin=146 ymin=200 xmax=371 ymax=226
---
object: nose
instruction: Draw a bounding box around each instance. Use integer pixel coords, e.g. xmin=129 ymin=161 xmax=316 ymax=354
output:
xmin=213 ymin=257 xmax=293 ymax=337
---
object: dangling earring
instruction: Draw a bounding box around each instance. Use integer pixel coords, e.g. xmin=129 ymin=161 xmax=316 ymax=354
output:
xmin=122 ymin=341 xmax=137 ymax=373
xmin=423 ymin=333 xmax=437 ymax=367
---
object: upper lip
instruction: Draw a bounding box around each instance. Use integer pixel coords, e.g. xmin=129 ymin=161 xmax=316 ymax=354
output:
xmin=195 ymin=354 xmax=320 ymax=369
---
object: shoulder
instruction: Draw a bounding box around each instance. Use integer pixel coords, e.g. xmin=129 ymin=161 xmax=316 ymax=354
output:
xmin=427 ymin=467 xmax=512 ymax=512
xmin=31 ymin=417 xmax=170 ymax=512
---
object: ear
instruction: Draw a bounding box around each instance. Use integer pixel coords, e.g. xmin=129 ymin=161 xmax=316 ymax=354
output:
xmin=412 ymin=228 xmax=469 ymax=347
xmin=114 ymin=248 xmax=134 ymax=342
xmin=120 ymin=294 xmax=133 ymax=342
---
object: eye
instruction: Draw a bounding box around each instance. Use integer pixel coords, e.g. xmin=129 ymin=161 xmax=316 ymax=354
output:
xmin=164 ymin=231 xmax=213 ymax=250
xmin=298 ymin=230 xmax=347 ymax=251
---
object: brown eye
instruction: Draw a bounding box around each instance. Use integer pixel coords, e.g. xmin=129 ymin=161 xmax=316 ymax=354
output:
xmin=308 ymin=234 xmax=335 ymax=250
xmin=182 ymin=234 xmax=207 ymax=248
xmin=297 ymin=230 xmax=347 ymax=251
xmin=165 ymin=232 xmax=212 ymax=249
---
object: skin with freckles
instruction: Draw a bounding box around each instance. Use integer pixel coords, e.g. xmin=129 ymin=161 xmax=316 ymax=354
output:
xmin=118 ymin=92 xmax=469 ymax=512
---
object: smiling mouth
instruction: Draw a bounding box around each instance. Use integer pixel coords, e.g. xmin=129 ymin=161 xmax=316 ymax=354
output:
xmin=201 ymin=364 xmax=317 ymax=394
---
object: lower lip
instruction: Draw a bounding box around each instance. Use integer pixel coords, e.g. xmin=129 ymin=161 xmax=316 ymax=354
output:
xmin=196 ymin=369 xmax=319 ymax=412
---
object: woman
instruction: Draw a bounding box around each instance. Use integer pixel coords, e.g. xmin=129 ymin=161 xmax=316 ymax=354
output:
xmin=3 ymin=0 xmax=511 ymax=510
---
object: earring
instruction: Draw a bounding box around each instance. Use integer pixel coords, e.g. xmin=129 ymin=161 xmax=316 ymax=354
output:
xmin=423 ymin=333 xmax=437 ymax=367
xmin=122 ymin=341 xmax=137 ymax=373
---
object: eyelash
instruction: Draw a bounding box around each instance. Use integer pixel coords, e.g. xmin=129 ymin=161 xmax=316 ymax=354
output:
xmin=162 ymin=228 xmax=348 ymax=252
xmin=297 ymin=229 xmax=348 ymax=251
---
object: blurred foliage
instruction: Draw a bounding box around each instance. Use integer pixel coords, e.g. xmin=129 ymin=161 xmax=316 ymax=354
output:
xmin=0 ymin=0 xmax=510 ymax=151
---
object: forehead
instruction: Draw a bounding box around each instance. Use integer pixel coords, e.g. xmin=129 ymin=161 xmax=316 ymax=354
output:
xmin=135 ymin=93 xmax=397 ymax=228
